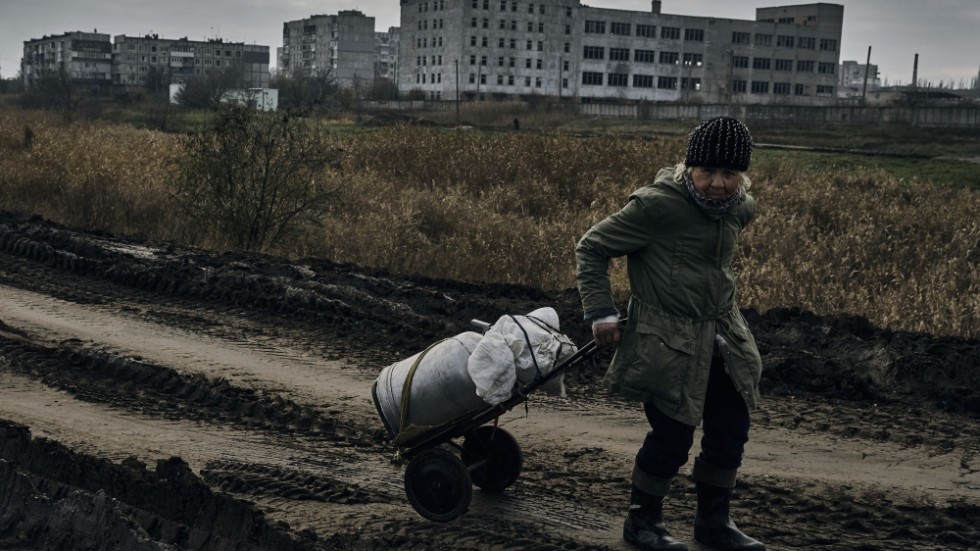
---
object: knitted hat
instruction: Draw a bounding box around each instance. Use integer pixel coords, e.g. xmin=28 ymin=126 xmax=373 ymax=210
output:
xmin=684 ymin=117 xmax=753 ymax=171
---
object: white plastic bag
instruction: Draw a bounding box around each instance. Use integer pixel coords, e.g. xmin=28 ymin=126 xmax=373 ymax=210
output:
xmin=466 ymin=307 xmax=577 ymax=405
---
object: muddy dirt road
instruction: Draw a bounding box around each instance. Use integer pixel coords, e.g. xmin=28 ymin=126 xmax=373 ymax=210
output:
xmin=0 ymin=212 xmax=978 ymax=550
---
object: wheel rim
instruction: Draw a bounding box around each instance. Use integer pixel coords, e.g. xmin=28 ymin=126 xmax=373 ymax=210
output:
xmin=462 ymin=426 xmax=523 ymax=492
xmin=404 ymin=447 xmax=472 ymax=522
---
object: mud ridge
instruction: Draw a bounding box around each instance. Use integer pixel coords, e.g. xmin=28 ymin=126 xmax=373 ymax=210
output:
xmin=0 ymin=421 xmax=321 ymax=551
xmin=0 ymin=333 xmax=373 ymax=444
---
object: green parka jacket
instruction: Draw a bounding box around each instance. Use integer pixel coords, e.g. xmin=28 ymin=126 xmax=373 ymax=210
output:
xmin=575 ymin=166 xmax=762 ymax=426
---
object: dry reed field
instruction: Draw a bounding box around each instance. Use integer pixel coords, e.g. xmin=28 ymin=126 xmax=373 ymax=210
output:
xmin=0 ymin=107 xmax=977 ymax=338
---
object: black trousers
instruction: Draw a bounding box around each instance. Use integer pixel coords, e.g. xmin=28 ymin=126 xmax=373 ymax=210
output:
xmin=635 ymin=354 xmax=751 ymax=485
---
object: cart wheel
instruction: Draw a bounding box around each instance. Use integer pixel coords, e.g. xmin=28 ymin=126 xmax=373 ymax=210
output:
xmin=404 ymin=447 xmax=472 ymax=522
xmin=462 ymin=426 xmax=523 ymax=492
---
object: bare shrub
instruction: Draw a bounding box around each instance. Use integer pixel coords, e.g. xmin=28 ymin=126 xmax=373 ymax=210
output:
xmin=172 ymin=105 xmax=343 ymax=251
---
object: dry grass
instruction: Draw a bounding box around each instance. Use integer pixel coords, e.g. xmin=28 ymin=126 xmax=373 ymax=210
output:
xmin=1 ymin=108 xmax=977 ymax=338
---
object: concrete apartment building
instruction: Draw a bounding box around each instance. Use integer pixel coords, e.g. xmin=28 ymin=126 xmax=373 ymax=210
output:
xmin=839 ymin=59 xmax=881 ymax=96
xmin=398 ymin=0 xmax=844 ymax=104
xmin=22 ymin=31 xmax=269 ymax=93
xmin=112 ymin=34 xmax=270 ymax=91
xmin=280 ymin=10 xmax=398 ymax=90
xmin=21 ymin=31 xmax=113 ymax=92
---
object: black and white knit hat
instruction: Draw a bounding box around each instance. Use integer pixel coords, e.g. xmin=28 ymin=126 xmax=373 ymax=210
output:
xmin=684 ymin=117 xmax=753 ymax=171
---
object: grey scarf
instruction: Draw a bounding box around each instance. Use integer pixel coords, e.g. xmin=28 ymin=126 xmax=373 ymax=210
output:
xmin=683 ymin=174 xmax=745 ymax=217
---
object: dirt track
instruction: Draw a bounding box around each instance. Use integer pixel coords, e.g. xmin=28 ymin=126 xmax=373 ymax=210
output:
xmin=0 ymin=211 xmax=978 ymax=550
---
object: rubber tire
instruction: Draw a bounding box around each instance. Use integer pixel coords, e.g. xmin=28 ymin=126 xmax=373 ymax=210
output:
xmin=404 ymin=447 xmax=472 ymax=522
xmin=461 ymin=426 xmax=523 ymax=492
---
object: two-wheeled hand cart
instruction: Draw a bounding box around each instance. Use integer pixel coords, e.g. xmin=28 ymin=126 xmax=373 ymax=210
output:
xmin=371 ymin=325 xmax=600 ymax=522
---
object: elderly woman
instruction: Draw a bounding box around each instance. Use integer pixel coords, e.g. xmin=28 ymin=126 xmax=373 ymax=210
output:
xmin=575 ymin=117 xmax=765 ymax=551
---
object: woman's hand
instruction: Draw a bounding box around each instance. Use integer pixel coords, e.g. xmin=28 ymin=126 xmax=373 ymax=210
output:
xmin=593 ymin=322 xmax=622 ymax=348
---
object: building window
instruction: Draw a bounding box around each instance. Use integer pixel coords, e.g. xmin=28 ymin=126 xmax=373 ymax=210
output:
xmin=682 ymin=53 xmax=703 ymax=66
xmin=481 ymin=55 xmax=487 ymax=65
xmin=776 ymin=35 xmax=795 ymax=48
xmin=528 ymin=21 xmax=535 ymax=32
xmin=774 ymin=59 xmax=793 ymax=71
xmin=796 ymin=60 xmax=814 ymax=72
xmin=470 ymin=36 xmax=477 ymax=46
xmin=750 ymin=81 xmax=769 ymax=94
xmin=537 ymin=40 xmax=543 ymax=51
xmin=499 ymin=37 xmax=506 ymax=47
xmin=732 ymin=79 xmax=747 ymax=93
xmin=818 ymin=62 xmax=835 ymax=74
xmin=732 ymin=55 xmax=749 ymax=68
xmin=469 ymin=73 xmax=476 ymax=83
xmin=510 ymin=38 xmax=516 ymax=48
xmin=684 ymin=28 xmax=704 ymax=41
xmin=794 ymin=83 xmax=805 ymax=95
xmin=754 ymin=33 xmax=772 ymax=47
xmin=657 ymin=76 xmax=677 ymax=89
xmin=482 ymin=36 xmax=488 ymax=47
xmin=819 ymin=39 xmax=838 ymax=51
xmin=634 ymin=49 xmax=655 ymax=63
xmin=583 ymin=46 xmax=605 ymax=59
xmin=510 ymin=57 xmax=515 ymax=67
xmin=752 ymin=57 xmax=771 ymax=70
xmin=508 ymin=75 xmax=515 ymax=85
xmin=797 ymin=37 xmax=815 ymax=49
xmin=539 ymin=22 xmax=544 ymax=32
xmin=584 ymin=20 xmax=606 ymax=33
xmin=562 ymin=78 xmax=568 ymax=88
xmin=511 ymin=20 xmax=517 ymax=30
xmin=535 ymin=76 xmax=542 ymax=87
xmin=661 ymin=26 xmax=680 ymax=40
xmin=636 ymin=24 xmax=655 ymax=38
xmin=511 ymin=1 xmax=517 ymax=11
xmin=483 ymin=18 xmax=489 ymax=28
xmin=659 ymin=51 xmax=678 ymax=64
xmin=582 ymin=71 xmax=603 ymax=85
xmin=731 ymin=31 xmax=750 ymax=44
xmin=816 ymin=84 xmax=834 ymax=95
xmin=471 ymin=17 xmax=477 ymax=27
xmin=773 ymin=82 xmax=791 ymax=95
xmin=608 ymin=73 xmax=628 ymax=86
xmin=526 ymin=58 xmax=532 ymax=68
xmin=633 ymin=74 xmax=653 ymax=88
xmin=498 ymin=56 xmax=505 ymax=66
xmin=566 ymin=7 xmax=572 ymax=17
xmin=470 ymin=55 xmax=476 ymax=65
xmin=480 ymin=74 xmax=486 ymax=84
xmin=564 ymin=42 xmax=570 ymax=53
xmin=609 ymin=47 xmax=630 ymax=61
xmin=611 ymin=22 xmax=631 ymax=35
xmin=536 ymin=58 xmax=542 ymax=69
xmin=528 ymin=3 xmax=534 ymax=13
xmin=681 ymin=77 xmax=701 ymax=90
xmin=525 ymin=76 xmax=531 ymax=86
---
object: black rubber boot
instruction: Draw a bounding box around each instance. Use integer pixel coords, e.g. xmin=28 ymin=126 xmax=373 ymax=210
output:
xmin=693 ymin=481 xmax=765 ymax=551
xmin=623 ymin=485 xmax=688 ymax=551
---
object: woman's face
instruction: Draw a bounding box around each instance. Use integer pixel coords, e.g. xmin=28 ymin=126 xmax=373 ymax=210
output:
xmin=690 ymin=167 xmax=742 ymax=200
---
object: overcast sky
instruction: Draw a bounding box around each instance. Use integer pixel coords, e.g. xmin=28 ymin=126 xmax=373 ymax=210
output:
xmin=1 ymin=0 xmax=977 ymax=87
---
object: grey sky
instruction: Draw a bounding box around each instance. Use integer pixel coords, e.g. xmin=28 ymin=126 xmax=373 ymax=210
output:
xmin=1 ymin=0 xmax=977 ymax=86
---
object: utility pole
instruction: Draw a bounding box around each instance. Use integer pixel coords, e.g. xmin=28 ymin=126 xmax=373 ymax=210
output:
xmin=454 ymin=58 xmax=459 ymax=125
xmin=861 ymin=45 xmax=871 ymax=104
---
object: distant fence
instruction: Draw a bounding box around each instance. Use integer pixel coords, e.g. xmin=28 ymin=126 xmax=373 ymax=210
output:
xmin=357 ymin=100 xmax=980 ymax=128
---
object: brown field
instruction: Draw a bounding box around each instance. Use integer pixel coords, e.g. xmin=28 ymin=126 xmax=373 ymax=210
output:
xmin=1 ymin=106 xmax=977 ymax=338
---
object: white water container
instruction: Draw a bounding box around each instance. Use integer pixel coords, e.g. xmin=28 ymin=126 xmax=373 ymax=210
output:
xmin=372 ymin=331 xmax=485 ymax=442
